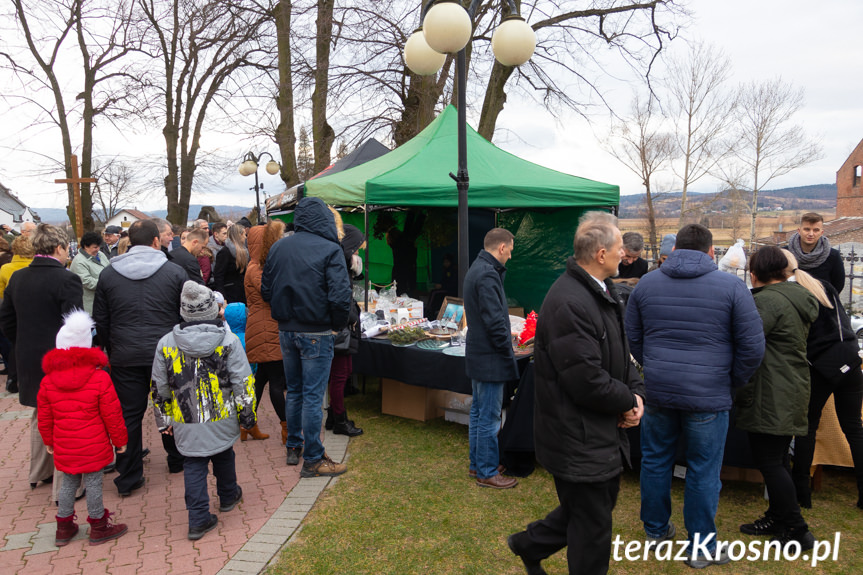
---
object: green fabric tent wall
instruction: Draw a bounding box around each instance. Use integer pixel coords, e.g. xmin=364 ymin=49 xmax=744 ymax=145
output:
xmin=300 ymin=105 xmax=620 ymax=313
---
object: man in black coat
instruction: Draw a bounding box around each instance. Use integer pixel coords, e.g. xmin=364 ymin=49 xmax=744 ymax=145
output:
xmin=508 ymin=212 xmax=645 ymax=575
xmin=168 ymin=227 xmax=206 ymax=284
xmin=93 ymin=219 xmax=188 ymax=495
xmin=786 ymin=212 xmax=845 ymax=293
xmin=0 ymin=223 xmax=83 ymax=488
xmin=464 ymin=228 xmax=519 ymax=489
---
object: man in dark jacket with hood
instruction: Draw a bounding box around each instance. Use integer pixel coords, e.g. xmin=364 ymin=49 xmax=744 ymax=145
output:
xmin=93 ymin=219 xmax=188 ymax=495
xmin=625 ymin=224 xmax=765 ymax=568
xmin=261 ymin=197 xmax=352 ymax=478
xmin=508 ymin=212 xmax=644 ymax=575
xmin=464 ymin=228 xmax=519 ymax=490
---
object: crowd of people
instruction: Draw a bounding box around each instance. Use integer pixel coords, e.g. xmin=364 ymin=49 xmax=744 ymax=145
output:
xmin=460 ymin=212 xmax=862 ymax=574
xmin=0 ymin=200 xmax=364 ymax=547
xmin=2 ymin=205 xmax=862 ymax=570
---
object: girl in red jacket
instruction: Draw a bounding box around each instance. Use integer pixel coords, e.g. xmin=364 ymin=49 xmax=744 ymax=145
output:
xmin=37 ymin=309 xmax=129 ymax=547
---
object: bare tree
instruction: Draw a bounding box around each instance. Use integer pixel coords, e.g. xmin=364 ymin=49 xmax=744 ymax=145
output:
xmin=606 ymin=95 xmax=677 ymax=259
xmin=296 ymin=126 xmax=314 ymax=181
xmin=477 ymin=0 xmax=686 ymax=140
xmin=724 ymin=78 xmax=822 ymax=248
xmin=315 ymin=0 xmax=685 ymax=150
xmin=3 ymin=0 xmax=140 ymax=234
xmin=90 ymin=158 xmax=142 ymax=223
xmin=665 ymin=41 xmax=735 ymax=227
xmin=138 ymin=0 xmax=273 ymax=224
xmin=273 ymin=0 xmax=299 ymax=187
xmin=311 ymin=0 xmax=335 ymax=172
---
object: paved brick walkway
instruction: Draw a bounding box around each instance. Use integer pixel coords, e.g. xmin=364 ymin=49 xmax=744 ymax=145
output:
xmin=0 ymin=385 xmax=348 ymax=575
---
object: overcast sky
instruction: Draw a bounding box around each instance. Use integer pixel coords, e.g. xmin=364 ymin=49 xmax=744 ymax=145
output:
xmin=2 ymin=0 xmax=861 ymax=212
xmin=499 ymin=0 xmax=863 ymax=198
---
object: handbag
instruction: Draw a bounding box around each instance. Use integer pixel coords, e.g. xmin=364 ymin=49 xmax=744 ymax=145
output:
xmin=334 ymin=326 xmax=351 ymax=353
xmin=810 ymin=294 xmax=862 ymax=383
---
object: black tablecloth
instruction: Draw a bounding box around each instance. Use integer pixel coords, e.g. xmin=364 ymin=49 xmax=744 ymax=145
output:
xmin=354 ymin=337 xmax=473 ymax=394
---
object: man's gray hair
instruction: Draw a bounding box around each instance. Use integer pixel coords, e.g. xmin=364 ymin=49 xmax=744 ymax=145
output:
xmin=574 ymin=211 xmax=619 ymax=263
xmin=150 ymin=218 xmax=172 ymax=234
xmin=32 ymin=223 xmax=69 ymax=256
xmin=622 ymin=231 xmax=644 ymax=253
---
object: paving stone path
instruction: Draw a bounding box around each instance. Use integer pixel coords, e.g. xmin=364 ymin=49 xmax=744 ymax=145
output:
xmin=0 ymin=386 xmax=348 ymax=575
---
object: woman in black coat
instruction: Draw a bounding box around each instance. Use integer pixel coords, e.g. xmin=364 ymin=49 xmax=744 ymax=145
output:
xmin=214 ymin=224 xmax=249 ymax=303
xmin=0 ymin=224 xmax=83 ymax=487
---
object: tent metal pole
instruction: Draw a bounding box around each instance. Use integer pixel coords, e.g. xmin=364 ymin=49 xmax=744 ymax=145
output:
xmin=364 ymin=205 xmax=370 ymax=312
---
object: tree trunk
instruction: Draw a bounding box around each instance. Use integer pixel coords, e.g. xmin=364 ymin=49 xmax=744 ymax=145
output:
xmin=478 ymin=60 xmax=514 ymax=141
xmin=274 ymin=1 xmax=298 ymax=187
xmin=644 ymin=183 xmax=659 ymax=261
xmin=163 ymin=123 xmax=181 ymax=224
xmin=312 ymin=0 xmax=335 ymax=173
xmin=393 ymin=74 xmax=439 ymax=146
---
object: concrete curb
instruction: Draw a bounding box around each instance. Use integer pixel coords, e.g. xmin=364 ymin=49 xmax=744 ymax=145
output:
xmin=217 ymin=432 xmax=351 ymax=575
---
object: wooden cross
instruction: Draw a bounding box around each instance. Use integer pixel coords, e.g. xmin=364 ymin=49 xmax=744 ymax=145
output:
xmin=55 ymin=154 xmax=96 ymax=240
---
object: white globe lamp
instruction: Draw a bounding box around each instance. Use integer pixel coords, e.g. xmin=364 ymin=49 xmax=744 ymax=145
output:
xmin=491 ymin=16 xmax=536 ymax=67
xmin=265 ymin=160 xmax=281 ymax=175
xmin=423 ymin=0 xmax=472 ymax=54
xmin=404 ymin=29 xmax=446 ymax=75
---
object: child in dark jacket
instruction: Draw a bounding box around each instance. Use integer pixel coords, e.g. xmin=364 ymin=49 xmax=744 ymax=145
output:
xmin=151 ymin=281 xmax=257 ymax=541
xmin=37 ymin=309 xmax=129 ymax=546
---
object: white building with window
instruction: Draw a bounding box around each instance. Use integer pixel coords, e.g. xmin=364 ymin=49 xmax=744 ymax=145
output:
xmin=0 ymin=182 xmax=40 ymax=231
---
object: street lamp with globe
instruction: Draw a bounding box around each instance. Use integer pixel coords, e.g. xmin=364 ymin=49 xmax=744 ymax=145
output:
xmin=403 ymin=0 xmax=535 ymax=295
xmin=238 ymin=151 xmax=281 ymax=223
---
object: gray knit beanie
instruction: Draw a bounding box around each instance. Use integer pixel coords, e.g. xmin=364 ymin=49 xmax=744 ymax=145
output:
xmin=659 ymin=234 xmax=677 ymax=257
xmin=180 ymin=280 xmax=219 ymax=322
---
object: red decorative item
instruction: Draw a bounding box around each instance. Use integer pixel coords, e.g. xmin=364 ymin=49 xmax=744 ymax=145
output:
xmin=519 ymin=311 xmax=537 ymax=345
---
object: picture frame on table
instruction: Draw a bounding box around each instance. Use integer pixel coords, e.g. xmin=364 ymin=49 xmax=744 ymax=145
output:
xmin=437 ymin=296 xmax=466 ymax=331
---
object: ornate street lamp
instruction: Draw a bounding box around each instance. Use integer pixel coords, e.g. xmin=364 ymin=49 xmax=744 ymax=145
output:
xmin=238 ymin=151 xmax=281 ymax=222
xmin=403 ymin=0 xmax=535 ymax=296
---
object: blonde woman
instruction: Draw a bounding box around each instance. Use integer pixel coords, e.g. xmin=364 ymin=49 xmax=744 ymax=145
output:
xmin=0 ymin=236 xmax=36 ymax=296
xmin=214 ymin=224 xmax=249 ymax=304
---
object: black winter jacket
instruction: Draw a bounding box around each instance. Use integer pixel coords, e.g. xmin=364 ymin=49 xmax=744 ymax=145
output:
xmin=800 ymin=248 xmax=845 ymax=294
xmin=464 ymin=250 xmax=518 ymax=383
xmin=806 ymin=281 xmax=861 ymax=375
xmin=261 ymin=197 xmax=351 ymax=333
xmin=169 ymin=245 xmax=205 ymax=285
xmin=534 ymin=258 xmax=645 ymax=483
xmin=93 ymin=246 xmax=186 ymax=367
xmin=0 ymin=257 xmax=83 ymax=407
xmin=214 ymin=241 xmax=247 ymax=304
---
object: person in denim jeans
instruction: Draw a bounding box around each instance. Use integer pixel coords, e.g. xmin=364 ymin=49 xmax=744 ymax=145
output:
xmin=626 ymin=224 xmax=765 ymax=568
xmin=464 ymin=228 xmax=519 ymax=490
xmin=261 ymin=197 xmax=352 ymax=477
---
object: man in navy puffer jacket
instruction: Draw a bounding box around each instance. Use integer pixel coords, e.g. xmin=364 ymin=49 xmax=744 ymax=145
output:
xmin=262 ymin=197 xmax=352 ymax=478
xmin=625 ymin=224 xmax=764 ymax=567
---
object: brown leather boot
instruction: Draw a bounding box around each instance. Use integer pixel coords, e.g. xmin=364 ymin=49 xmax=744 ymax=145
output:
xmin=87 ymin=509 xmax=128 ymax=545
xmin=240 ymin=424 xmax=269 ymax=441
xmin=280 ymin=421 xmax=287 ymax=445
xmin=55 ymin=514 xmax=79 ymax=546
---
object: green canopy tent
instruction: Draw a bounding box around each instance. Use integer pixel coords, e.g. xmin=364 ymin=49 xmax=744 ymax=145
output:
xmin=299 ymin=105 xmax=620 ymax=313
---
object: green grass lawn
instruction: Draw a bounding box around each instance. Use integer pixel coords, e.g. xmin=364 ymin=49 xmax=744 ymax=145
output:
xmin=267 ymin=379 xmax=862 ymax=574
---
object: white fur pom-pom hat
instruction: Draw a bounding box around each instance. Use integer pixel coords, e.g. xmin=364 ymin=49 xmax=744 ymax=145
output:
xmin=55 ymin=309 xmax=95 ymax=350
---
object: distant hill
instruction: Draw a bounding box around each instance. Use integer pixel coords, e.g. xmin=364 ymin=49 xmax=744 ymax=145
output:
xmin=619 ymin=184 xmax=836 ymax=218
xmin=34 ymin=205 xmax=252 ymax=225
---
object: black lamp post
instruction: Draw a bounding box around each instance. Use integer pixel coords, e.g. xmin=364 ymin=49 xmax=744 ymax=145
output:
xmin=238 ymin=151 xmax=281 ymax=223
xmin=403 ymin=0 xmax=535 ymax=295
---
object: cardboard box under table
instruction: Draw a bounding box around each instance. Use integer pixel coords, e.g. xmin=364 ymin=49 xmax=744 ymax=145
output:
xmin=355 ymin=337 xmax=473 ymax=421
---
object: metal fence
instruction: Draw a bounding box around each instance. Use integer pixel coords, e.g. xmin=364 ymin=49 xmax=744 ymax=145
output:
xmin=645 ymin=243 xmax=863 ymax=314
